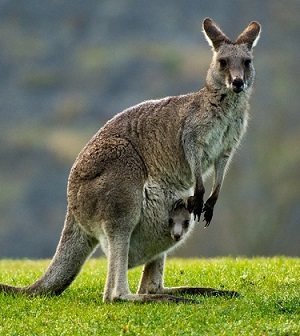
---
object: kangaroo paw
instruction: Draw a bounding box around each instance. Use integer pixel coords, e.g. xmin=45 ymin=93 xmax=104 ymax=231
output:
xmin=202 ymin=201 xmax=215 ymax=227
xmin=187 ymin=195 xmax=203 ymax=222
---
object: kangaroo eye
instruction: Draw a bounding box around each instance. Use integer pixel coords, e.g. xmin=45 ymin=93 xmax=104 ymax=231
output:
xmin=219 ymin=59 xmax=227 ymax=68
xmin=244 ymin=59 xmax=252 ymax=67
xmin=183 ymin=220 xmax=190 ymax=229
xmin=168 ymin=218 xmax=174 ymax=227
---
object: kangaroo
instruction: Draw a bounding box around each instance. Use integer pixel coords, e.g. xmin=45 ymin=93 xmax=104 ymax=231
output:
xmin=169 ymin=199 xmax=191 ymax=242
xmin=0 ymin=18 xmax=261 ymax=303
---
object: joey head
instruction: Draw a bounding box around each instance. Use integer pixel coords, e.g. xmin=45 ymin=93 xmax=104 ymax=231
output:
xmin=169 ymin=200 xmax=191 ymax=242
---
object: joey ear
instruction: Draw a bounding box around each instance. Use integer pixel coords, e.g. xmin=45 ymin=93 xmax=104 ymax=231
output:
xmin=202 ymin=18 xmax=231 ymax=51
xmin=235 ymin=21 xmax=261 ymax=49
xmin=173 ymin=199 xmax=185 ymax=211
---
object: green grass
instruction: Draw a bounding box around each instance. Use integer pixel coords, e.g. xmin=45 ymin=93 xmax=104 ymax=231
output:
xmin=0 ymin=257 xmax=299 ymax=335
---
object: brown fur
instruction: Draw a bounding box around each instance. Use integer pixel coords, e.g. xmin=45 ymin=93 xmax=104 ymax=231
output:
xmin=0 ymin=18 xmax=261 ymax=303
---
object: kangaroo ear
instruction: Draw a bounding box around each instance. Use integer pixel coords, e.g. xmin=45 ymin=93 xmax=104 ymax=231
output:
xmin=235 ymin=21 xmax=261 ymax=49
xmin=202 ymin=18 xmax=231 ymax=51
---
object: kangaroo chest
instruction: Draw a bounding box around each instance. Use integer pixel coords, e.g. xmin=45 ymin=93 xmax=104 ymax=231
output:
xmin=200 ymin=107 xmax=248 ymax=172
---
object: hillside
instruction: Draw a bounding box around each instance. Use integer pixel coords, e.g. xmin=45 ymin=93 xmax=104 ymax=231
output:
xmin=0 ymin=0 xmax=299 ymax=258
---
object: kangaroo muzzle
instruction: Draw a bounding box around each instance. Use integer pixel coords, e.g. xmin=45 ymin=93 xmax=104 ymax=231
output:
xmin=232 ymin=77 xmax=245 ymax=93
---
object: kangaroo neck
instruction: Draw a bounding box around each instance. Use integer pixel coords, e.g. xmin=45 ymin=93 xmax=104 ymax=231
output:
xmin=202 ymin=84 xmax=251 ymax=111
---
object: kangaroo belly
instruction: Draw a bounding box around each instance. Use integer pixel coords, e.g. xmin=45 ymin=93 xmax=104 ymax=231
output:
xmin=127 ymin=181 xmax=193 ymax=268
xmin=128 ymin=218 xmax=175 ymax=268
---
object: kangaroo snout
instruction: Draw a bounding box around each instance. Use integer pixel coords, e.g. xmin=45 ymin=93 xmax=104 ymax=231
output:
xmin=232 ymin=77 xmax=245 ymax=93
xmin=172 ymin=233 xmax=182 ymax=242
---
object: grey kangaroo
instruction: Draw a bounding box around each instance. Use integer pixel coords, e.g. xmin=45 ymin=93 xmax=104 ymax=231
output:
xmin=0 ymin=18 xmax=261 ymax=303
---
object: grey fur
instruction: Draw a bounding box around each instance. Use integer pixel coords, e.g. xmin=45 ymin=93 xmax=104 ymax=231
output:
xmin=0 ymin=18 xmax=260 ymax=302
xmin=169 ymin=199 xmax=192 ymax=242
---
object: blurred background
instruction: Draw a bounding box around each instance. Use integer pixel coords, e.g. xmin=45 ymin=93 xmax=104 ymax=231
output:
xmin=0 ymin=0 xmax=299 ymax=259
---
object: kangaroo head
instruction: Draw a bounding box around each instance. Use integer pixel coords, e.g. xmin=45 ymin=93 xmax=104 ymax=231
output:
xmin=169 ymin=200 xmax=191 ymax=242
xmin=203 ymin=18 xmax=261 ymax=94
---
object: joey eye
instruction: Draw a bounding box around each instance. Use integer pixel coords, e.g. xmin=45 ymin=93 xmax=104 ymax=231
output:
xmin=183 ymin=220 xmax=190 ymax=229
xmin=244 ymin=59 xmax=252 ymax=67
xmin=219 ymin=59 xmax=227 ymax=68
xmin=168 ymin=218 xmax=174 ymax=227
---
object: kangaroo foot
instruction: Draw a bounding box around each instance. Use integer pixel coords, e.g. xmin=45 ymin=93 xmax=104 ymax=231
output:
xmin=110 ymin=293 xmax=200 ymax=304
xmin=162 ymin=287 xmax=240 ymax=298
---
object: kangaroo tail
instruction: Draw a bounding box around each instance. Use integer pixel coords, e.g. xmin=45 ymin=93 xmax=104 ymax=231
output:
xmin=0 ymin=211 xmax=99 ymax=295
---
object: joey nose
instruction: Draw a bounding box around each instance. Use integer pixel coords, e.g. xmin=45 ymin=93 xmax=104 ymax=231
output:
xmin=232 ymin=78 xmax=244 ymax=93
xmin=173 ymin=234 xmax=181 ymax=241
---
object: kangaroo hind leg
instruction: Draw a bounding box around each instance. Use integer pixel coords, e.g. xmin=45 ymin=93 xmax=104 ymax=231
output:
xmin=102 ymin=206 xmax=145 ymax=302
xmin=137 ymin=254 xmax=239 ymax=303
xmin=136 ymin=254 xmax=198 ymax=303
xmin=103 ymin=226 xmax=132 ymax=302
xmin=100 ymin=163 xmax=146 ymax=302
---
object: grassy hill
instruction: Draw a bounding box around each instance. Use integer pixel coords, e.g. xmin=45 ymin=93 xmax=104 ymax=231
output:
xmin=0 ymin=257 xmax=299 ymax=335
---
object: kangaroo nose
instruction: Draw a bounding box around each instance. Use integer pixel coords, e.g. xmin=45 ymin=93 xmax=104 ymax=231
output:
xmin=232 ymin=78 xmax=244 ymax=93
xmin=173 ymin=234 xmax=181 ymax=241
